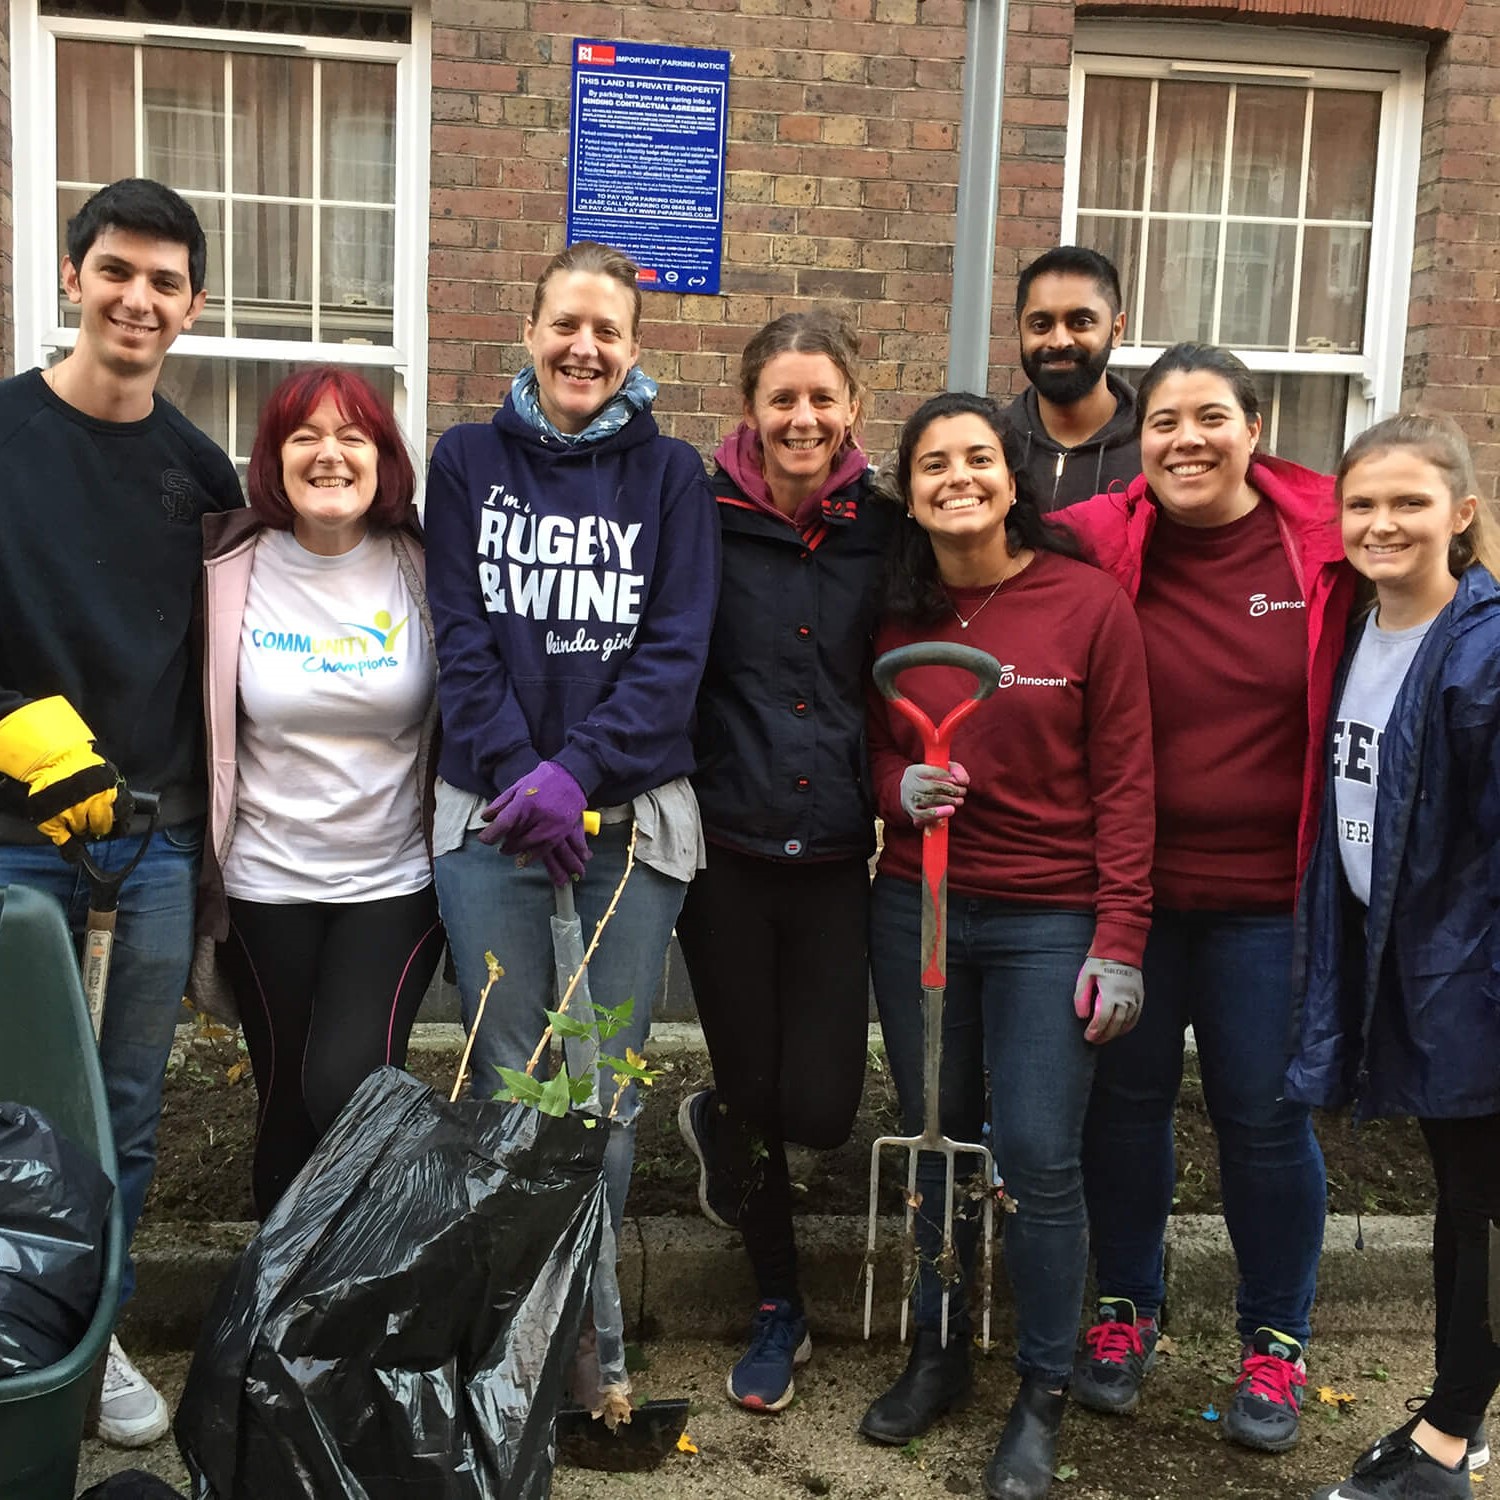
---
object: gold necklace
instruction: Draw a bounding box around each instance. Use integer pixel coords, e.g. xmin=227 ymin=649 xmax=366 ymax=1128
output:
xmin=947 ymin=560 xmax=1016 ymax=630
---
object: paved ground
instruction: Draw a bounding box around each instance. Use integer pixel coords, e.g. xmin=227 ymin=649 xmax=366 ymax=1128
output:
xmin=76 ymin=1329 xmax=1488 ymax=1499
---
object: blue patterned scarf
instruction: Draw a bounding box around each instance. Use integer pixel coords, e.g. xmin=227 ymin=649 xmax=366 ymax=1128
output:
xmin=509 ymin=364 xmax=658 ymax=446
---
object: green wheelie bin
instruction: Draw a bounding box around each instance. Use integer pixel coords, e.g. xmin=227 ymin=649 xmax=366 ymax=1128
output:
xmin=0 ymin=883 xmax=126 ymax=1500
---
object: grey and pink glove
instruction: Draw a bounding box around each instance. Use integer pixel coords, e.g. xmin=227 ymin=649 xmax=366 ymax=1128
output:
xmin=1072 ymin=956 xmax=1144 ymax=1044
xmin=899 ymin=760 xmax=970 ymax=826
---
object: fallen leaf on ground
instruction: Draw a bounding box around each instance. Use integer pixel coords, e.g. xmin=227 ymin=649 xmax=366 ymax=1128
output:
xmin=676 ymin=1432 xmax=698 ymax=1454
xmin=1317 ymin=1386 xmax=1358 ymax=1410
xmin=1155 ymin=1334 xmax=1178 ymax=1357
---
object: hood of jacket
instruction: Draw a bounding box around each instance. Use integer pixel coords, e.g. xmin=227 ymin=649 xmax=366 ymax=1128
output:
xmin=1003 ymin=372 xmax=1141 ymax=508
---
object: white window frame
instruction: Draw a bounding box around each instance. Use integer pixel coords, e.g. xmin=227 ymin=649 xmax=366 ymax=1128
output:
xmin=10 ymin=0 xmax=432 ymax=452
xmin=1064 ymin=21 xmax=1426 ymax=453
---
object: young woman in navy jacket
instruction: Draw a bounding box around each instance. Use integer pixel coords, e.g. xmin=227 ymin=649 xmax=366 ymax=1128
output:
xmin=1289 ymin=413 xmax=1500 ymax=1500
xmin=674 ymin=310 xmax=895 ymax=1413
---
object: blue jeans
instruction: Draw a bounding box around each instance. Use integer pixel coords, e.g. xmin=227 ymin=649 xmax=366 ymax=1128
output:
xmin=435 ymin=821 xmax=686 ymax=1231
xmin=1082 ymin=908 xmax=1326 ymax=1343
xmin=0 ymin=822 xmax=202 ymax=1304
xmin=871 ymin=875 xmax=1096 ymax=1386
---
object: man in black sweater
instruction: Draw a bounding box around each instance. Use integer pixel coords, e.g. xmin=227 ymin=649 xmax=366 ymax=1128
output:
xmin=1003 ymin=246 xmax=1142 ymax=512
xmin=0 ymin=179 xmax=241 ymax=1446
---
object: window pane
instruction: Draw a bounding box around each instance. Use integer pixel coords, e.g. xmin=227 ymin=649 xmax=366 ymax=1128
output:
xmin=1076 ymin=213 xmax=1142 ymax=333
xmin=1222 ymin=222 xmax=1295 ymax=349
xmin=321 ymin=207 xmax=395 ymax=343
xmin=232 ymin=55 xmax=313 ymax=199
xmin=232 ymin=202 xmax=314 ymax=337
xmin=1229 ymin=85 xmax=1305 ymax=219
xmin=1272 ymin=374 xmax=1348 ymax=473
xmin=183 ymin=196 xmax=227 ymax=336
xmin=157 ymin=355 xmax=230 ymax=453
xmin=142 ymin=49 xmax=224 ymax=192
xmin=322 ymin=63 xmax=397 ymax=203
xmin=1298 ymin=226 xmax=1369 ymax=352
xmin=1151 ymin=82 xmax=1227 ymax=216
xmin=1141 ymin=218 xmax=1218 ymax=344
xmin=1079 ymin=76 xmax=1150 ymax=213
xmin=1307 ymin=91 xmax=1379 ymax=221
xmin=57 ymin=41 xmax=134 ymax=185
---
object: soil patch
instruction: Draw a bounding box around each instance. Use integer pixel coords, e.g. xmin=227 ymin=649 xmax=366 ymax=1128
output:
xmin=147 ymin=1025 xmax=1433 ymax=1226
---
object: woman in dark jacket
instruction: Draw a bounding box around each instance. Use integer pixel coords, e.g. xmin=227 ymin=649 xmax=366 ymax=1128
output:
xmin=675 ymin=309 xmax=895 ymax=1413
xmin=1290 ymin=413 xmax=1500 ymax=1500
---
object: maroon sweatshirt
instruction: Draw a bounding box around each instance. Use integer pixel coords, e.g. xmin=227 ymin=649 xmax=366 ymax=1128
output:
xmin=868 ymin=549 xmax=1155 ymax=966
xmin=1133 ymin=504 xmax=1307 ymax=910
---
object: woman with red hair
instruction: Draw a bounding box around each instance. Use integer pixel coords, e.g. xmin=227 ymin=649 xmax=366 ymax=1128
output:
xmin=197 ymin=365 xmax=444 ymax=1216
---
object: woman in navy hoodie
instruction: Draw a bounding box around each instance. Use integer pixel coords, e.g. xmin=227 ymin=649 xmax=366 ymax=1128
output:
xmin=424 ymin=241 xmax=719 ymax=1372
xmin=1290 ymin=413 xmax=1500 ymax=1500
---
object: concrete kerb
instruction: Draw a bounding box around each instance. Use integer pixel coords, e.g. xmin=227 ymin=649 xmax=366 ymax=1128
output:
xmin=123 ymin=1025 xmax=1432 ymax=1353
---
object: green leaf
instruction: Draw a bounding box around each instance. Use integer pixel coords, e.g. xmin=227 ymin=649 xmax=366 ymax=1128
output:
xmin=537 ymin=1068 xmax=575 ymax=1117
xmin=591 ymin=997 xmax=635 ymax=1040
xmin=496 ymin=1067 xmax=545 ymax=1105
xmin=568 ymin=1074 xmax=597 ymax=1106
xmin=545 ymin=1007 xmax=595 ymax=1039
xmin=600 ymin=1052 xmax=655 ymax=1084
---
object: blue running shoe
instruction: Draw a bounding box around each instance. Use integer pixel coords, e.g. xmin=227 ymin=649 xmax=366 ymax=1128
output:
xmin=727 ymin=1299 xmax=811 ymax=1413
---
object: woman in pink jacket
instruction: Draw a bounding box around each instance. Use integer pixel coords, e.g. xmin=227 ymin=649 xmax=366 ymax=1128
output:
xmin=197 ymin=365 xmax=443 ymax=1218
xmin=1056 ymin=343 xmax=1355 ymax=1455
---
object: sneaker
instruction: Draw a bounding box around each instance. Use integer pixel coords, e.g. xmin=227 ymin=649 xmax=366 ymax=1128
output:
xmin=1469 ymin=1425 xmax=1489 ymax=1470
xmin=97 ymin=1335 xmax=170 ymax=1447
xmin=1071 ymin=1297 xmax=1159 ymax=1415
xmin=1391 ymin=1411 xmax=1488 ymax=1472
xmin=1310 ymin=1431 xmax=1471 ymax=1498
xmin=1227 ymin=1327 xmax=1307 ymax=1453
xmin=726 ymin=1298 xmax=811 ymax=1413
xmin=678 ymin=1088 xmax=743 ymax=1230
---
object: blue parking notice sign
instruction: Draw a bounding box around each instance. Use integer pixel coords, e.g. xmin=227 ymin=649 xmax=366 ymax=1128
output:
xmin=568 ymin=39 xmax=730 ymax=296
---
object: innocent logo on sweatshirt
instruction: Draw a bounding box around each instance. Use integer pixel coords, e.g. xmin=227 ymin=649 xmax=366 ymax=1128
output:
xmin=997 ymin=663 xmax=1069 ymax=689
xmin=1248 ymin=592 xmax=1305 ymax=617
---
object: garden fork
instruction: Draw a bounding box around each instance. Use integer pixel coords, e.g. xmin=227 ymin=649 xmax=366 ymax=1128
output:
xmin=864 ymin=642 xmax=1003 ymax=1350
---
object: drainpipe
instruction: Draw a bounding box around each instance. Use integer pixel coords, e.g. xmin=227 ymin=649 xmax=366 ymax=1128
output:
xmin=946 ymin=0 xmax=1009 ymax=395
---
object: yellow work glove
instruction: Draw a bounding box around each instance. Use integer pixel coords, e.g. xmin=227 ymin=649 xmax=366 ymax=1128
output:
xmin=0 ymin=697 xmax=123 ymax=846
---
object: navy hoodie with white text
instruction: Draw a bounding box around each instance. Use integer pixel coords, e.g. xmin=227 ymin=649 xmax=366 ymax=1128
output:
xmin=424 ymin=399 xmax=720 ymax=806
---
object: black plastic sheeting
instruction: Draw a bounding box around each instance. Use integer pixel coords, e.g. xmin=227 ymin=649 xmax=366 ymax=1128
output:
xmin=175 ymin=1067 xmax=607 ymax=1500
xmin=0 ymin=1101 xmax=110 ymax=1377
xmin=78 ymin=1473 xmax=188 ymax=1498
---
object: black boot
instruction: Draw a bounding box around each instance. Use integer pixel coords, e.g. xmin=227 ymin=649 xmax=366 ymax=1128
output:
xmin=859 ymin=1328 xmax=973 ymax=1444
xmin=983 ymin=1378 xmax=1067 ymax=1500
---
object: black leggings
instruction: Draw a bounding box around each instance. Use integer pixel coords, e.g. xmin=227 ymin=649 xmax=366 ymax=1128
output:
xmin=675 ymin=844 xmax=870 ymax=1309
xmin=1419 ymin=1112 xmax=1500 ymax=1440
xmin=223 ymin=887 xmax=445 ymax=1218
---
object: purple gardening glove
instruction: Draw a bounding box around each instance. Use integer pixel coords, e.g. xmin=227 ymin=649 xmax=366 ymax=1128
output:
xmin=478 ymin=761 xmax=587 ymax=851
xmin=899 ymin=760 xmax=970 ymax=826
xmin=530 ymin=826 xmax=592 ymax=887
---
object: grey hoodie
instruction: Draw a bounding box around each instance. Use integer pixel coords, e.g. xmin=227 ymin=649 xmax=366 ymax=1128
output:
xmin=1003 ymin=372 xmax=1142 ymax=513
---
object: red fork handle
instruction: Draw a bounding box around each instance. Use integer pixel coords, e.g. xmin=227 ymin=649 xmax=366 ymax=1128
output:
xmin=873 ymin=644 xmax=1002 ymax=989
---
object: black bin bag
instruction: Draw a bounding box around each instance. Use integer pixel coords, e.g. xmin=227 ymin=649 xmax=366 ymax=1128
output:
xmin=0 ymin=1101 xmax=111 ymax=1377
xmin=174 ymin=1066 xmax=607 ymax=1500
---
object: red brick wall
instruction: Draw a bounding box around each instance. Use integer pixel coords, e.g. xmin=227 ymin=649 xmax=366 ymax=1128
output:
xmin=0 ymin=0 xmax=13 ymax=379
xmin=1403 ymin=0 xmax=1500 ymax=498
xmin=427 ymin=0 xmax=976 ymax=457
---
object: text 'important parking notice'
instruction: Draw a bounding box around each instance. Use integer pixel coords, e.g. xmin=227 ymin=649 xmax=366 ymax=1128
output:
xmin=568 ymin=39 xmax=730 ymax=296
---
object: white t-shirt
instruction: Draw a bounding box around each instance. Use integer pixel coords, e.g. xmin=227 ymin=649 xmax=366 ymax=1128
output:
xmin=1331 ymin=610 xmax=1433 ymax=906
xmin=222 ymin=529 xmax=435 ymax=904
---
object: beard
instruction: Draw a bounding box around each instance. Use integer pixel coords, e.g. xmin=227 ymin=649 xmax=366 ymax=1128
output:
xmin=1021 ymin=342 xmax=1113 ymax=407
